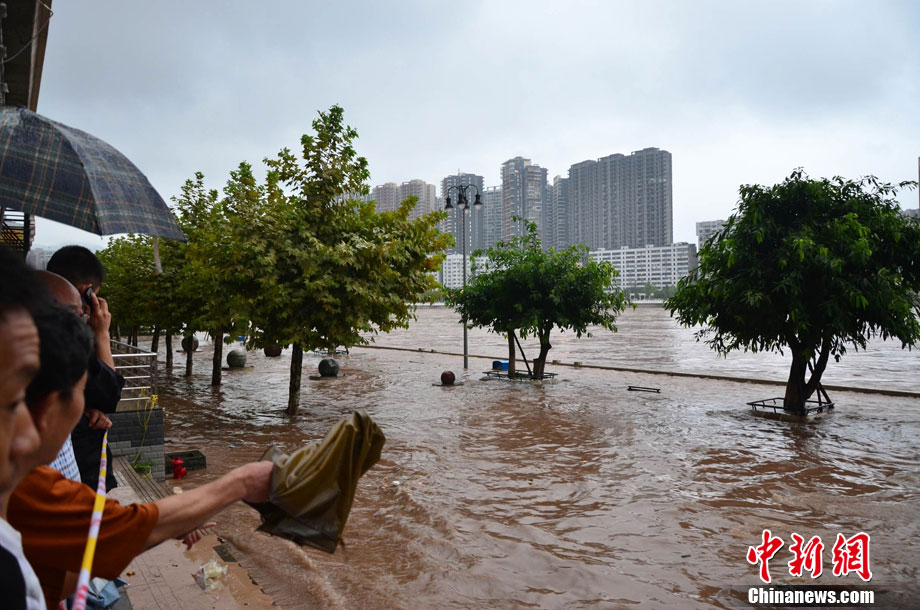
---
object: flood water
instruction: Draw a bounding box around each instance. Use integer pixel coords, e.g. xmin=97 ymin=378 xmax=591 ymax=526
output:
xmin=155 ymin=306 xmax=920 ymax=609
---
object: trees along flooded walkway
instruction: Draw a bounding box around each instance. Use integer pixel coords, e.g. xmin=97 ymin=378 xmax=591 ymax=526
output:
xmin=154 ymin=307 xmax=920 ymax=608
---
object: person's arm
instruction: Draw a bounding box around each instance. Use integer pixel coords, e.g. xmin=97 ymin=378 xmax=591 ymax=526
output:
xmin=87 ymin=293 xmax=114 ymax=369
xmin=82 ymin=358 xmax=124 ymax=415
xmin=145 ymin=461 xmax=272 ymax=548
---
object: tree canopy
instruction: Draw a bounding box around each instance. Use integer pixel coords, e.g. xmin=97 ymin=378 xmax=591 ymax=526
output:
xmin=667 ymin=169 xmax=920 ymax=412
xmin=451 ymin=220 xmax=630 ymax=378
xmin=97 ymin=105 xmax=450 ymax=415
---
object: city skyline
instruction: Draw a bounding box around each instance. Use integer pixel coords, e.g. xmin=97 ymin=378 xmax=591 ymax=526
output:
xmin=27 ymin=1 xmax=920 ymax=250
xmin=370 ymin=146 xmax=675 ymax=256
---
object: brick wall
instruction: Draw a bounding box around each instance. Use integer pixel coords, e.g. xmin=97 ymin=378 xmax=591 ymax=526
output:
xmin=108 ymin=408 xmax=166 ymax=482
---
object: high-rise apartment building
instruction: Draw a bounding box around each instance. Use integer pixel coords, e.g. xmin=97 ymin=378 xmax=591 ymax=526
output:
xmin=480 ymin=186 xmax=503 ymax=252
xmin=501 ymin=157 xmax=549 ymax=244
xmin=441 ymin=173 xmax=485 ymax=255
xmin=695 ymin=219 xmax=726 ymax=249
xmin=549 ymin=175 xmax=569 ymax=251
xmin=371 ymin=180 xmax=437 ymax=221
xmin=371 ymin=183 xmax=401 ymax=213
xmin=568 ymin=159 xmax=600 ymax=250
xmin=568 ymin=147 xmax=672 ymax=250
xmin=399 ymin=179 xmax=437 ymax=221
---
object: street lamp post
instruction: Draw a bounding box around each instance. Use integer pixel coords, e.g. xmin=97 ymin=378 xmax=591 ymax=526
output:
xmin=445 ymin=181 xmax=482 ymax=369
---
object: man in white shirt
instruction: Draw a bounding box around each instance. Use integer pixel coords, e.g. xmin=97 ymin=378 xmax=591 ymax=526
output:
xmin=0 ymin=246 xmax=46 ymax=610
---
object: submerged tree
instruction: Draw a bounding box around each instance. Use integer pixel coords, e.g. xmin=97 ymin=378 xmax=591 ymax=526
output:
xmin=170 ymin=172 xmax=252 ymax=385
xmin=452 ymin=220 xmax=631 ymax=378
xmin=667 ymin=170 xmax=920 ymax=413
xmin=245 ymin=106 xmax=450 ymax=414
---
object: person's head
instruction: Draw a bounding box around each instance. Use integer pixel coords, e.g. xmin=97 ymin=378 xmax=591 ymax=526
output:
xmin=35 ymin=270 xmax=84 ymax=320
xmin=46 ymin=245 xmax=105 ymax=295
xmin=24 ymin=305 xmax=95 ymax=469
xmin=0 ymin=247 xmax=44 ymax=494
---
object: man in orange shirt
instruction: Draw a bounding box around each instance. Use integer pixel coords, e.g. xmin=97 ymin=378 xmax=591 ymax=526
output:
xmin=8 ymin=303 xmax=273 ymax=608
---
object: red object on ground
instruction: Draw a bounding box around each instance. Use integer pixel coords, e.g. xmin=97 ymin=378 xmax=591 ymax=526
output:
xmin=171 ymin=457 xmax=187 ymax=480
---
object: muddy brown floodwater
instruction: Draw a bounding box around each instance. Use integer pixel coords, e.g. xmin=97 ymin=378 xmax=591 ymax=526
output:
xmin=156 ymin=307 xmax=920 ymax=609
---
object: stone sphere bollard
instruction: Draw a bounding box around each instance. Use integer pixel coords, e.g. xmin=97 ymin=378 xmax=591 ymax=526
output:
xmin=227 ymin=348 xmax=247 ymax=368
xmin=181 ymin=336 xmax=199 ymax=352
xmin=263 ymin=345 xmax=282 ymax=357
xmin=318 ymin=358 xmax=339 ymax=377
xmin=440 ymin=371 xmax=456 ymax=386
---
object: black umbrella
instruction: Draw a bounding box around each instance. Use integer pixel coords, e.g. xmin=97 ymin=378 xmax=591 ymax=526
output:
xmin=0 ymin=106 xmax=185 ymax=241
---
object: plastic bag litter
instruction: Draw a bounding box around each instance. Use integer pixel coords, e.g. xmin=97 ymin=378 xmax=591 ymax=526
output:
xmin=193 ymin=559 xmax=227 ymax=591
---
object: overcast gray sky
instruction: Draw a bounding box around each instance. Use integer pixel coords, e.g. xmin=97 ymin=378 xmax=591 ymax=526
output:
xmin=31 ymin=0 xmax=920 ymax=249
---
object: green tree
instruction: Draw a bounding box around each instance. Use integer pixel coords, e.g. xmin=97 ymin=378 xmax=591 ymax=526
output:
xmin=243 ymin=106 xmax=450 ymax=414
xmin=97 ymin=234 xmax=158 ymax=341
xmin=667 ymin=170 xmax=920 ymax=413
xmin=451 ymin=220 xmax=631 ymax=378
xmin=170 ymin=171 xmax=253 ymax=385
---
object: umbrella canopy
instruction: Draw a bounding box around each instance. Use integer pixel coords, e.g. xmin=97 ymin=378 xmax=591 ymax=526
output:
xmin=0 ymin=106 xmax=185 ymax=241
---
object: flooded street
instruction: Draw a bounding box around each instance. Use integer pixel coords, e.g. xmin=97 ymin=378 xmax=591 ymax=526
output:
xmin=156 ymin=307 xmax=920 ymax=608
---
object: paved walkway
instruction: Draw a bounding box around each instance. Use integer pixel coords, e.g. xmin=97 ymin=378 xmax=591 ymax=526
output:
xmin=108 ymin=480 xmax=277 ymax=609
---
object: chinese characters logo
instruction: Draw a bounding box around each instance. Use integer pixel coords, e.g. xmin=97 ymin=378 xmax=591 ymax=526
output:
xmin=747 ymin=530 xmax=871 ymax=584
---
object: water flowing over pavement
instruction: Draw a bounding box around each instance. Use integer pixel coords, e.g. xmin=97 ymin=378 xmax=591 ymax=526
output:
xmin=156 ymin=307 xmax=920 ymax=609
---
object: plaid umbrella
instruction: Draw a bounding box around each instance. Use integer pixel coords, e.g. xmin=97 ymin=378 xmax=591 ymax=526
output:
xmin=0 ymin=106 xmax=185 ymax=241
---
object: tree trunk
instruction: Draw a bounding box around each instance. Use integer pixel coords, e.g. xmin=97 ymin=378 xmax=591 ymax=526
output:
xmin=287 ymin=344 xmax=304 ymax=416
xmin=185 ymin=334 xmax=194 ymax=377
xmin=783 ymin=350 xmax=808 ymax=413
xmin=114 ymin=324 xmax=121 ymax=342
xmin=803 ymin=338 xmax=832 ymax=399
xmin=507 ymin=332 xmax=516 ymax=377
xmin=150 ymin=325 xmax=160 ymax=354
xmin=132 ymin=327 xmax=139 ymax=347
xmin=784 ymin=339 xmax=832 ymax=413
xmin=211 ymin=329 xmax=224 ymax=387
xmin=165 ymin=333 xmax=173 ymax=368
xmin=533 ymin=330 xmax=552 ymax=378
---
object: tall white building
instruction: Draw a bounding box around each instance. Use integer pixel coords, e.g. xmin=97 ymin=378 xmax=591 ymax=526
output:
xmin=590 ymin=243 xmax=697 ymax=290
xmin=439 ymin=253 xmax=472 ymax=290
xmin=695 ymin=219 xmax=726 ymax=249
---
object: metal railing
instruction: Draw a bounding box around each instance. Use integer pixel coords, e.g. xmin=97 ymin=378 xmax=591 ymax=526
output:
xmin=110 ymin=340 xmax=157 ymax=412
xmin=0 ymin=208 xmax=35 ymax=254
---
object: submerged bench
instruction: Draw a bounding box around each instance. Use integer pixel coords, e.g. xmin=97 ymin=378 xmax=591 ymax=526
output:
xmin=483 ymin=370 xmax=558 ymax=381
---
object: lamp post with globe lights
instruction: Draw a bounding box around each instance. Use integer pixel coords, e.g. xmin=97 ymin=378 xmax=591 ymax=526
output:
xmin=445 ymin=182 xmax=482 ymax=369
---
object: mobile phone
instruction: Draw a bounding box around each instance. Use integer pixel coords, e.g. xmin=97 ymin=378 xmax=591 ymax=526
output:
xmin=82 ymin=287 xmax=95 ymax=311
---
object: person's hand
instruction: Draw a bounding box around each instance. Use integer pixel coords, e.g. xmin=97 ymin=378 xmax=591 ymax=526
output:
xmin=179 ymin=522 xmax=216 ymax=550
xmin=87 ymin=292 xmax=112 ymax=336
xmin=238 ymin=461 xmax=273 ymax=504
xmin=84 ymin=408 xmax=112 ymax=430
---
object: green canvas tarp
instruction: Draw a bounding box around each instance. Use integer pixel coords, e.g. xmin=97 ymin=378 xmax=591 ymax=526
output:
xmin=249 ymin=409 xmax=385 ymax=553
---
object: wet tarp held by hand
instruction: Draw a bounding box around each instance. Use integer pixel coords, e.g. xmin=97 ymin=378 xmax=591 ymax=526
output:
xmin=249 ymin=409 xmax=385 ymax=553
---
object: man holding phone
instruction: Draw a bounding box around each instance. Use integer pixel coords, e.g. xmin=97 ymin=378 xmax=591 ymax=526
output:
xmin=46 ymin=246 xmax=123 ymax=490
